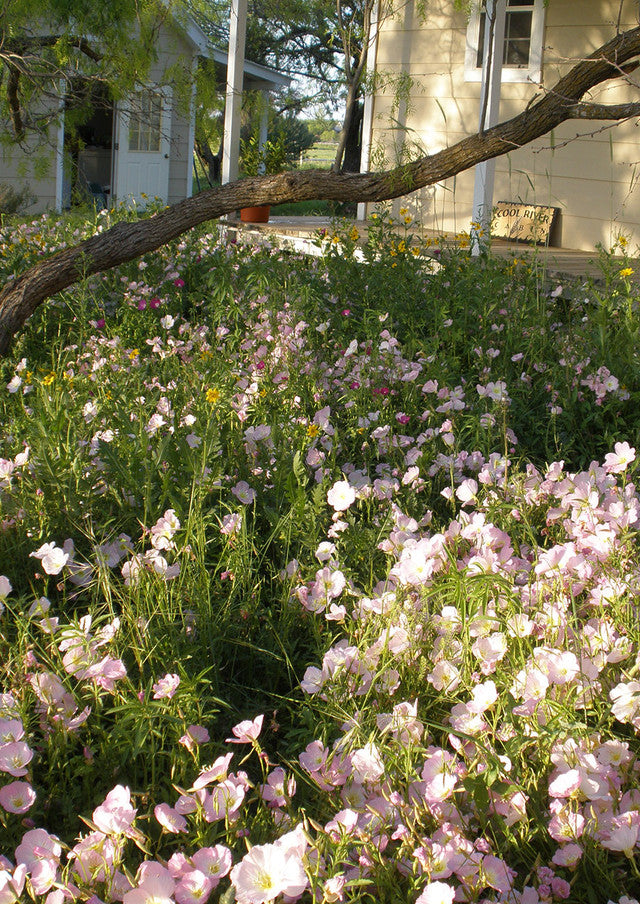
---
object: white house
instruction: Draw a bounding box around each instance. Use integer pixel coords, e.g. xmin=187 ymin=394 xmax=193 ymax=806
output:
xmin=0 ymin=14 xmax=289 ymax=212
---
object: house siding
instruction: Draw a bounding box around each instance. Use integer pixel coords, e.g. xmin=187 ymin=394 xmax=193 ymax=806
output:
xmin=370 ymin=0 xmax=640 ymax=251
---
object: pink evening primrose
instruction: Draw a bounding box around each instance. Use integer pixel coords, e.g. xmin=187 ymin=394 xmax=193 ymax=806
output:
xmin=29 ymin=542 xmax=69 ymax=576
xmin=226 ymin=714 xmax=264 ymax=744
xmin=152 ymin=673 xmax=180 ymax=700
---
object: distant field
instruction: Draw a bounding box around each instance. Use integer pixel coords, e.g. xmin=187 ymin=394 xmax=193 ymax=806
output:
xmin=299 ymin=140 xmax=338 ymax=169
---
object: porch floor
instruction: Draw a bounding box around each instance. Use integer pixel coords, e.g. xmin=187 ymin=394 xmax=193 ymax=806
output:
xmin=224 ymin=215 xmax=636 ymax=283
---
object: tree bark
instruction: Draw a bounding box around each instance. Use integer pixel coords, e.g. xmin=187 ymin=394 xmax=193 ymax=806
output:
xmin=1 ymin=24 xmax=640 ymax=355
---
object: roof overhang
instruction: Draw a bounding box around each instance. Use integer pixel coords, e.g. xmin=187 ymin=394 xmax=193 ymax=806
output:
xmin=170 ymin=9 xmax=291 ymax=92
xmin=209 ymin=47 xmax=291 ymax=91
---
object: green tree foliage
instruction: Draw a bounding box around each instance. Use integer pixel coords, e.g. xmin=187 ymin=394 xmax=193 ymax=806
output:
xmin=0 ymin=0 xmax=198 ymax=146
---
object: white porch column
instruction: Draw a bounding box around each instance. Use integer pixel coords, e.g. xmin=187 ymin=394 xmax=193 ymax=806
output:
xmin=222 ymin=0 xmax=247 ymax=185
xmin=471 ymin=0 xmax=506 ymax=253
xmin=258 ymin=91 xmax=269 ymax=174
xmin=357 ymin=0 xmax=381 ymax=221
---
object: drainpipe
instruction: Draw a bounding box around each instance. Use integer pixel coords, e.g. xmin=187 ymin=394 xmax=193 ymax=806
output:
xmin=222 ymin=0 xmax=247 ymax=185
xmin=471 ymin=0 xmax=506 ymax=255
xmin=357 ymin=0 xmax=380 ymax=222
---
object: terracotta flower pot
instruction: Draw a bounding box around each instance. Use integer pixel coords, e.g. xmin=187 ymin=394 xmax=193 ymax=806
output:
xmin=240 ymin=205 xmax=270 ymax=224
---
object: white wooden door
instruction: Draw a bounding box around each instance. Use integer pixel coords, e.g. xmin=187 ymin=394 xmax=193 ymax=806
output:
xmin=115 ymin=87 xmax=172 ymax=206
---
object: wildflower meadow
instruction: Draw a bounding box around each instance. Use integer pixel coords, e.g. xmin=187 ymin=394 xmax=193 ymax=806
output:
xmin=0 ymin=205 xmax=640 ymax=904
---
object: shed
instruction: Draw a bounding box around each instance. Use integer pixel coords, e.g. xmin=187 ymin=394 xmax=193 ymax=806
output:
xmin=0 ymin=14 xmax=289 ymax=213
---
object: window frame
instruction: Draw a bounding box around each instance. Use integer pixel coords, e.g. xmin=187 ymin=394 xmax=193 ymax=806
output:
xmin=127 ymin=88 xmax=164 ymax=153
xmin=464 ymin=0 xmax=545 ymax=84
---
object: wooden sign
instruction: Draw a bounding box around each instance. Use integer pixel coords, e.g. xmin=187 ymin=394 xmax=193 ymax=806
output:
xmin=492 ymin=202 xmax=558 ymax=244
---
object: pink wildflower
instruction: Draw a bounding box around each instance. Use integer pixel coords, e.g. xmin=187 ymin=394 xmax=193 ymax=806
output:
xmin=0 ymin=780 xmax=36 ymax=813
xmin=226 ymin=714 xmax=264 ymax=744
xmin=230 ymin=829 xmax=308 ymax=904
xmin=604 ymin=441 xmax=636 ymax=473
xmin=415 ymin=881 xmax=455 ymax=904
xmin=154 ymin=803 xmax=188 ymax=833
xmin=152 ymin=673 xmax=180 ymax=700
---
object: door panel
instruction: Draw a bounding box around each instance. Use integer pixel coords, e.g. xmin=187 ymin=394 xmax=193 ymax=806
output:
xmin=115 ymin=87 xmax=172 ymax=206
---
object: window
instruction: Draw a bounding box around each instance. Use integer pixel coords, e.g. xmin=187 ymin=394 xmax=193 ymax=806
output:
xmin=465 ymin=0 xmax=545 ymax=84
xmin=128 ymin=89 xmax=163 ymax=153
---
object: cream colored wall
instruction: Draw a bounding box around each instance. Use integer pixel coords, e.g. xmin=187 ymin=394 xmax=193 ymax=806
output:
xmin=371 ymin=0 xmax=640 ymax=250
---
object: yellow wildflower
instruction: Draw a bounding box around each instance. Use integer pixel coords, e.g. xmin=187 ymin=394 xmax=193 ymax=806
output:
xmin=129 ymin=348 xmax=139 ymax=361
xmin=349 ymin=226 xmax=359 ymax=242
xmin=307 ymin=423 xmax=320 ymax=438
xmin=619 ymin=267 xmax=634 ymax=278
xmin=397 ymin=240 xmax=406 ymax=253
xmin=43 ymin=372 xmax=55 ymax=386
xmin=206 ymin=388 xmax=220 ymax=405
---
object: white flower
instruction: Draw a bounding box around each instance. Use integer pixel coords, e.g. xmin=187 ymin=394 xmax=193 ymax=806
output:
xmin=327 ymin=480 xmax=356 ymax=512
xmin=30 ymin=543 xmax=69 ymax=576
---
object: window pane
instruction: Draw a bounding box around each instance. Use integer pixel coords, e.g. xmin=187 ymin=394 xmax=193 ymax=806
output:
xmin=504 ymin=10 xmax=532 ymax=66
xmin=476 ymin=12 xmax=486 ymax=68
xmin=507 ymin=0 xmax=533 ymax=6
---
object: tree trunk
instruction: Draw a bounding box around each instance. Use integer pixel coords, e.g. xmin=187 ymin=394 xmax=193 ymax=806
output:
xmin=342 ymin=99 xmax=363 ymax=173
xmin=1 ymin=24 xmax=640 ymax=355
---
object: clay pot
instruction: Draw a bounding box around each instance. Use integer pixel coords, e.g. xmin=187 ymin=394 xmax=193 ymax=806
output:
xmin=240 ymin=205 xmax=270 ymax=223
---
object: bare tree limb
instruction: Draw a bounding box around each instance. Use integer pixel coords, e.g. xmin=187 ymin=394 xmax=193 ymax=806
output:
xmin=1 ymin=24 xmax=640 ymax=355
xmin=567 ymin=101 xmax=640 ymax=119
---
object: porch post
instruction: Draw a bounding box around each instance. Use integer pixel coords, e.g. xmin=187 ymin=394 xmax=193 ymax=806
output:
xmin=222 ymin=0 xmax=247 ymax=185
xmin=471 ymin=0 xmax=506 ymax=254
xmin=258 ymin=91 xmax=269 ymax=174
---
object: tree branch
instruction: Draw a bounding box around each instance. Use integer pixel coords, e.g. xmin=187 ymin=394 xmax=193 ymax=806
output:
xmin=567 ymin=101 xmax=640 ymax=119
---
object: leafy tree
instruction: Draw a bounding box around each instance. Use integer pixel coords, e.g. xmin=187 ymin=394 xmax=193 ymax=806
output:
xmin=0 ymin=0 xmax=200 ymax=146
